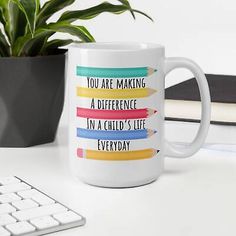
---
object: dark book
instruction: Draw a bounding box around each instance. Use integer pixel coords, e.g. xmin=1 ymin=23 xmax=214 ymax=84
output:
xmin=165 ymin=74 xmax=236 ymax=125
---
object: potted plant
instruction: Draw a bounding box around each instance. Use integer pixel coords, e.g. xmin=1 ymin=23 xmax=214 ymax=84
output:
xmin=0 ymin=0 xmax=151 ymax=147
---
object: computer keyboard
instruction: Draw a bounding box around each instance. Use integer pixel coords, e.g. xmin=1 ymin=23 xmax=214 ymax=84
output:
xmin=0 ymin=176 xmax=85 ymax=236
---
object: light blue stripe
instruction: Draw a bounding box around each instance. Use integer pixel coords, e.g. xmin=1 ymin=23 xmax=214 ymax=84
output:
xmin=76 ymin=66 xmax=148 ymax=78
xmin=77 ymin=128 xmax=149 ymax=140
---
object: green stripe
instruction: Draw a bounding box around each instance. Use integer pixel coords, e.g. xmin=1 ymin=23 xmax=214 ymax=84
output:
xmin=76 ymin=66 xmax=148 ymax=78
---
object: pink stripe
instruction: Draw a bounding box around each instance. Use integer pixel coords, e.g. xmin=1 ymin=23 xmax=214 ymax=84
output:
xmin=77 ymin=148 xmax=84 ymax=158
xmin=77 ymin=108 xmax=152 ymax=119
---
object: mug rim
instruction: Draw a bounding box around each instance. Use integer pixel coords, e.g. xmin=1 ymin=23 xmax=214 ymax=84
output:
xmin=69 ymin=42 xmax=164 ymax=52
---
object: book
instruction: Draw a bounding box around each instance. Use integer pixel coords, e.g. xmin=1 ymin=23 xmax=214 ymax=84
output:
xmin=165 ymin=74 xmax=236 ymax=125
xmin=165 ymin=120 xmax=236 ymax=146
xmin=165 ymin=74 xmax=236 ymax=151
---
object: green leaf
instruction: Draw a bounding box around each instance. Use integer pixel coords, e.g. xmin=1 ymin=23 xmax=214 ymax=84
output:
xmin=0 ymin=0 xmax=8 ymax=26
xmin=132 ymin=9 xmax=153 ymax=21
xmin=0 ymin=28 xmax=10 ymax=56
xmin=43 ymin=39 xmax=74 ymax=51
xmin=59 ymin=1 xmax=152 ymax=23
xmin=117 ymin=0 xmax=135 ymax=19
xmin=47 ymin=23 xmax=95 ymax=42
xmin=11 ymin=0 xmax=39 ymax=35
xmin=0 ymin=7 xmax=5 ymax=25
xmin=13 ymin=22 xmax=95 ymax=56
xmin=37 ymin=0 xmax=75 ymax=27
xmin=0 ymin=0 xmax=14 ymax=42
xmin=13 ymin=29 xmax=49 ymax=56
xmin=59 ymin=2 xmax=130 ymax=22
xmin=0 ymin=0 xmax=28 ymax=44
xmin=41 ymin=39 xmax=83 ymax=54
xmin=116 ymin=0 xmax=153 ymax=21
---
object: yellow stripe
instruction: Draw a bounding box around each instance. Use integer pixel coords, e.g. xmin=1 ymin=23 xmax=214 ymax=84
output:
xmin=77 ymin=87 xmax=149 ymax=99
xmin=85 ymin=149 xmax=156 ymax=161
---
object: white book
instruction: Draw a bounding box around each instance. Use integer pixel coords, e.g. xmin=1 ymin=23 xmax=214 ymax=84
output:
xmin=165 ymin=120 xmax=236 ymax=152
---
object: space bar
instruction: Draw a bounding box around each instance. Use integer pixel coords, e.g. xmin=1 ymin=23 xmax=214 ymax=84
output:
xmin=12 ymin=203 xmax=67 ymax=221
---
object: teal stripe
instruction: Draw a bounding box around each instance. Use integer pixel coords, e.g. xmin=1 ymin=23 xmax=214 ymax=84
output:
xmin=76 ymin=66 xmax=148 ymax=78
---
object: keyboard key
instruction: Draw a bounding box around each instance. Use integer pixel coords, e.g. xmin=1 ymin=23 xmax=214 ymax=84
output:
xmin=32 ymin=194 xmax=55 ymax=206
xmin=6 ymin=221 xmax=35 ymax=235
xmin=18 ymin=189 xmax=55 ymax=206
xmin=0 ymin=204 xmax=16 ymax=214
xmin=53 ymin=211 xmax=82 ymax=224
xmin=0 ymin=193 xmax=21 ymax=204
xmin=17 ymin=189 xmax=40 ymax=199
xmin=0 ymin=214 xmax=17 ymax=226
xmin=0 ymin=226 xmax=10 ymax=236
xmin=12 ymin=199 xmax=39 ymax=210
xmin=0 ymin=177 xmax=20 ymax=186
xmin=30 ymin=216 xmax=59 ymax=230
xmin=0 ymin=183 xmax=31 ymax=194
xmin=12 ymin=203 xmax=67 ymax=221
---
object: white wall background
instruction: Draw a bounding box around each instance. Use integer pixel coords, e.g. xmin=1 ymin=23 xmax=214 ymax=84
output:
xmin=41 ymin=0 xmax=236 ymax=86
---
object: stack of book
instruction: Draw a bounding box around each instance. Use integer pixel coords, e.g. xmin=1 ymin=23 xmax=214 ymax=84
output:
xmin=165 ymin=74 xmax=236 ymax=150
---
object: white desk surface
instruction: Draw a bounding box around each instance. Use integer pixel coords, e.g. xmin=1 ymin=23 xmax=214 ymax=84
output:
xmin=1 ymin=122 xmax=236 ymax=236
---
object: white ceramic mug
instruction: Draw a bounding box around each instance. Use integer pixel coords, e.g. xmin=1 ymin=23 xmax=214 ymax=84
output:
xmin=67 ymin=42 xmax=211 ymax=188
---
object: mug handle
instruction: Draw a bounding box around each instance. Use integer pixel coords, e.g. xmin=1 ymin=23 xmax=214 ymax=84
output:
xmin=164 ymin=57 xmax=211 ymax=158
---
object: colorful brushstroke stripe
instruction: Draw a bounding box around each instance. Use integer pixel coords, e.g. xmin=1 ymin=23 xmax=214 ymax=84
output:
xmin=76 ymin=66 xmax=157 ymax=78
xmin=77 ymin=128 xmax=157 ymax=140
xmin=76 ymin=87 xmax=156 ymax=99
xmin=77 ymin=148 xmax=160 ymax=161
xmin=77 ymin=108 xmax=157 ymax=120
